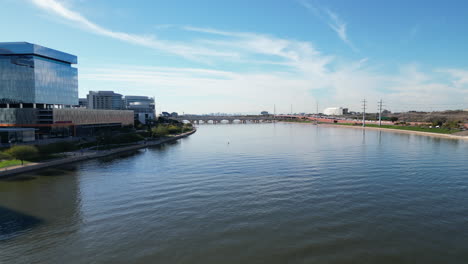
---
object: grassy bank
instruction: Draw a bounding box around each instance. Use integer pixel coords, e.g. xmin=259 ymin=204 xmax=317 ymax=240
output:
xmin=333 ymin=123 xmax=458 ymax=134
xmin=0 ymin=159 xmax=29 ymax=169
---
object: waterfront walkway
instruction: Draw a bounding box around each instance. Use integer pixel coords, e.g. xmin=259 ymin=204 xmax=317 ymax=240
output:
xmin=0 ymin=130 xmax=196 ymax=178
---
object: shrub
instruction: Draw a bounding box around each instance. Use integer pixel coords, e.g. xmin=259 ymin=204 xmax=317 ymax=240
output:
xmin=152 ymin=126 xmax=169 ymax=137
xmin=442 ymin=120 xmax=461 ymax=130
xmin=0 ymin=152 xmax=12 ymax=161
xmin=167 ymin=125 xmax=182 ymax=134
xmin=6 ymin=145 xmax=39 ymax=165
xmin=429 ymin=117 xmax=447 ymax=127
xmin=182 ymin=124 xmax=193 ymax=132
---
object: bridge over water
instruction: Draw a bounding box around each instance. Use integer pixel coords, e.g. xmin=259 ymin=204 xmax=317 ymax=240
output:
xmin=169 ymin=115 xmax=277 ymax=124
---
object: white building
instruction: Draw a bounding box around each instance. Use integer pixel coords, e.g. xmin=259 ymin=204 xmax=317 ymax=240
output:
xmin=124 ymin=96 xmax=156 ymax=124
xmin=323 ymin=107 xmax=348 ymax=116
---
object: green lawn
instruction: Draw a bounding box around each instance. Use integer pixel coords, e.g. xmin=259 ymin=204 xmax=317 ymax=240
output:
xmin=334 ymin=123 xmax=458 ymax=134
xmin=0 ymin=159 xmax=30 ymax=168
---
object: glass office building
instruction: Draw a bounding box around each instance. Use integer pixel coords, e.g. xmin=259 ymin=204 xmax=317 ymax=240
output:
xmin=0 ymin=42 xmax=78 ymax=106
xmin=0 ymin=42 xmax=134 ymax=138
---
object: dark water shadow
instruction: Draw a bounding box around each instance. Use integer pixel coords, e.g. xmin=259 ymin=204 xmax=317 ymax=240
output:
xmin=97 ymin=150 xmax=143 ymax=164
xmin=149 ymin=141 xmax=181 ymax=152
xmin=33 ymin=165 xmax=78 ymax=177
xmin=0 ymin=174 xmax=38 ymax=182
xmin=0 ymin=206 xmax=43 ymax=241
xmin=1 ymin=165 xmax=79 ymax=182
xmin=35 ymin=168 xmax=69 ymax=177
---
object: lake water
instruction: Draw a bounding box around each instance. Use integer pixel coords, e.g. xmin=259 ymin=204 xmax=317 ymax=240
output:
xmin=1 ymin=123 xmax=468 ymax=263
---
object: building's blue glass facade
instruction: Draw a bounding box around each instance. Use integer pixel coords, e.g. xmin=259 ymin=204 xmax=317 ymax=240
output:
xmin=0 ymin=55 xmax=35 ymax=104
xmin=0 ymin=42 xmax=78 ymax=106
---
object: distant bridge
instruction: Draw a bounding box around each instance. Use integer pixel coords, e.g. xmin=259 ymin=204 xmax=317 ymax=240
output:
xmin=169 ymin=115 xmax=277 ymax=124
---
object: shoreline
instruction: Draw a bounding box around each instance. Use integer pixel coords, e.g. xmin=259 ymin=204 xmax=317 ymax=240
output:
xmin=0 ymin=129 xmax=196 ymax=179
xmin=317 ymin=123 xmax=468 ymax=140
xmin=278 ymin=121 xmax=468 ymax=140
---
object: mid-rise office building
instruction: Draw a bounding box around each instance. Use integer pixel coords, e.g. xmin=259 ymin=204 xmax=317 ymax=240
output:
xmin=87 ymin=91 xmax=124 ymax=110
xmin=0 ymin=42 xmax=134 ymax=139
xmin=0 ymin=42 xmax=78 ymax=107
xmin=124 ymin=96 xmax=155 ymax=124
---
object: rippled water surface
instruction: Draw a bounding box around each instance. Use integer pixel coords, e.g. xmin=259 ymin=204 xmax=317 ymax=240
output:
xmin=1 ymin=123 xmax=468 ymax=263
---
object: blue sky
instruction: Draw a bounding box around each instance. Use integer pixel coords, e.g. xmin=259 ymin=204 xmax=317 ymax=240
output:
xmin=1 ymin=0 xmax=467 ymax=114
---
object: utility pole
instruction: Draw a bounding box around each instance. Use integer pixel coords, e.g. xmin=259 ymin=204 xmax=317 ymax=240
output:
xmin=274 ymin=104 xmax=276 ymax=120
xmin=290 ymin=104 xmax=293 ymax=115
xmin=362 ymin=99 xmax=367 ymax=127
xmin=378 ymin=99 xmax=383 ymax=127
xmin=316 ymin=100 xmax=319 ymax=115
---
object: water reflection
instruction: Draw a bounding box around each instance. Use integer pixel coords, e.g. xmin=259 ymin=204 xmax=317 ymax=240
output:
xmin=0 ymin=167 xmax=82 ymax=256
xmin=0 ymin=206 xmax=43 ymax=241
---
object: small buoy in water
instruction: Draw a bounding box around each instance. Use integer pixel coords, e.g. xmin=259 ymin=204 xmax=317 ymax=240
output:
xmin=228 ymin=141 xmax=230 ymax=144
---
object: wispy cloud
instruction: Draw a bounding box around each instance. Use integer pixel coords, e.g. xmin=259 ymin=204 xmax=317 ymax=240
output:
xmin=29 ymin=0 xmax=239 ymax=60
xmin=299 ymin=0 xmax=356 ymax=51
xmin=29 ymin=0 xmax=331 ymax=68
xmin=325 ymin=9 xmax=350 ymax=45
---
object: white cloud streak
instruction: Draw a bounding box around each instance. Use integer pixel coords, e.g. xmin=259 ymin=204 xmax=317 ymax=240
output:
xmin=299 ymin=0 xmax=356 ymax=51
xmin=29 ymin=0 xmax=239 ymax=60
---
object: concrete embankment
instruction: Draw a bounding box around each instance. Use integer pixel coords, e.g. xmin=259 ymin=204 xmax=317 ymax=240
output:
xmin=0 ymin=130 xmax=196 ymax=178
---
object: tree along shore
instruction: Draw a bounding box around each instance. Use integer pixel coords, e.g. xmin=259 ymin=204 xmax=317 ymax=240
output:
xmin=0 ymin=129 xmax=196 ymax=179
